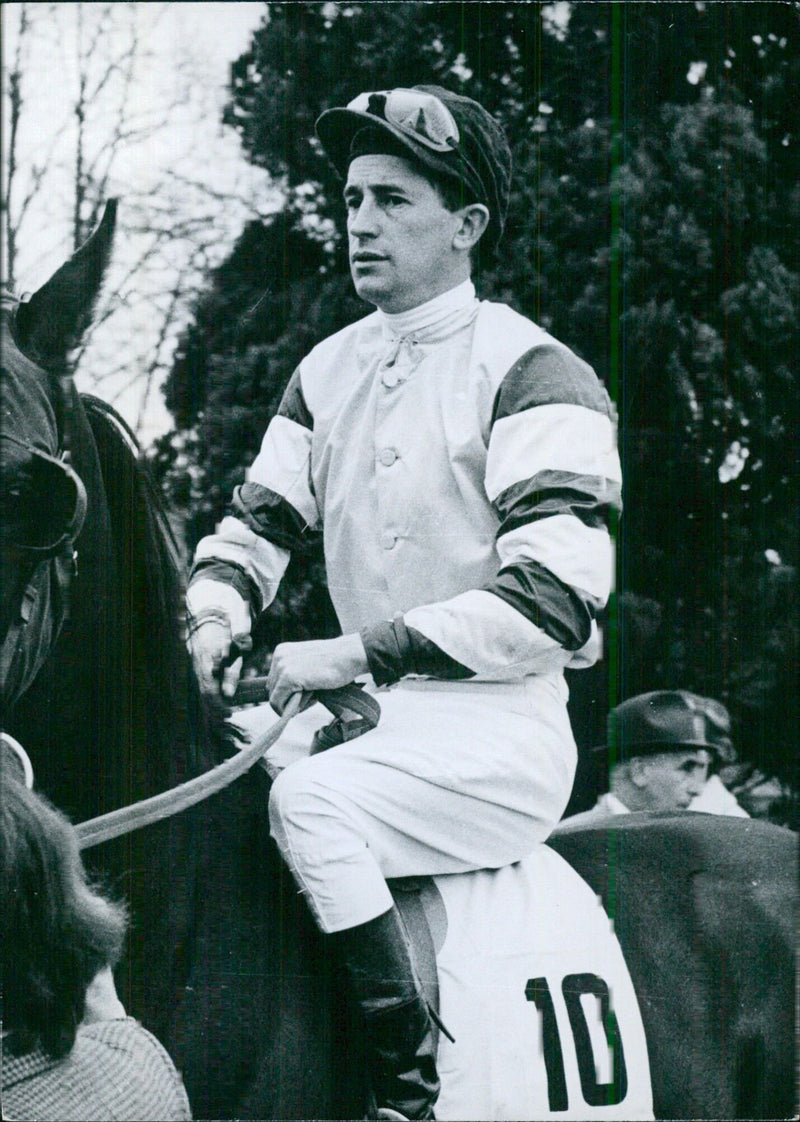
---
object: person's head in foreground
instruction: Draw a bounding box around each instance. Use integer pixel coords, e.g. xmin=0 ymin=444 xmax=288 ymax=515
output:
xmin=0 ymin=751 xmax=127 ymax=1059
xmin=316 ymin=85 xmax=512 ymax=313
xmin=603 ymin=690 xmax=735 ymax=813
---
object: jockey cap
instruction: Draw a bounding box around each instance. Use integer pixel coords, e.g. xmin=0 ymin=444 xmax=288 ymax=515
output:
xmin=316 ymin=85 xmax=512 ymax=249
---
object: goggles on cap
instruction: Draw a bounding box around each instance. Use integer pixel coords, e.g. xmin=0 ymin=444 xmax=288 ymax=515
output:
xmin=346 ymin=88 xmax=460 ymax=153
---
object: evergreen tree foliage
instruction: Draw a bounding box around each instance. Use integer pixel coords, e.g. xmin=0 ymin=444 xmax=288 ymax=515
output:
xmin=159 ymin=2 xmax=798 ymax=792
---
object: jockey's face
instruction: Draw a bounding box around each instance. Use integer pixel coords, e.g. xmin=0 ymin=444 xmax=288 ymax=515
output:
xmin=344 ymin=154 xmax=472 ymax=313
xmin=636 ymin=748 xmax=711 ymax=811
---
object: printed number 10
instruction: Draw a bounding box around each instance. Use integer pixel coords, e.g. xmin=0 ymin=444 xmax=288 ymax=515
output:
xmin=525 ymin=973 xmax=628 ymax=1112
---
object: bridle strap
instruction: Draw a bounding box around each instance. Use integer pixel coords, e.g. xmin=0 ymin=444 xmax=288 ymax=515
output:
xmin=1 ymin=731 xmax=35 ymax=788
xmin=0 ymin=433 xmax=88 ymax=559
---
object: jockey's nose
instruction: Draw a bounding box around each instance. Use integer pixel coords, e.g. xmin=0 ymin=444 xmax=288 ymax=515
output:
xmin=349 ymin=195 xmax=380 ymax=239
xmin=686 ymin=775 xmax=705 ymax=799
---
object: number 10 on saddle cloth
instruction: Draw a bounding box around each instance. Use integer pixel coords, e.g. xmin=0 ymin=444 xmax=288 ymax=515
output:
xmin=419 ymin=846 xmax=654 ymax=1121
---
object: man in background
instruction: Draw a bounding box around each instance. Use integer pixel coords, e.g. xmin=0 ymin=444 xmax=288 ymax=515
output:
xmin=558 ymin=690 xmax=743 ymax=825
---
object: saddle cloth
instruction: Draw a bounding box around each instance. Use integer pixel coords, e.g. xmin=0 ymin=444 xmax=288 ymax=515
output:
xmin=233 ymin=697 xmax=653 ymax=1119
xmin=394 ymin=847 xmax=654 ymax=1122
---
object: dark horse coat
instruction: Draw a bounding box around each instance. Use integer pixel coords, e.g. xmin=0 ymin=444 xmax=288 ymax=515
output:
xmin=1 ymin=205 xmax=795 ymax=1120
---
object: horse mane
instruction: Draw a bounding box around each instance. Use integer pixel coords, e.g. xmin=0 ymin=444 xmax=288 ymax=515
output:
xmin=81 ymin=394 xmax=184 ymax=600
xmin=79 ymin=392 xmax=223 ymax=781
xmin=68 ymin=391 xmax=240 ymax=1030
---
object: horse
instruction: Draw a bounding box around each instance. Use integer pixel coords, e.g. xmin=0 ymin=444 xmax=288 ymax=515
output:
xmin=1 ymin=202 xmax=360 ymax=1119
xmin=2 ymin=204 xmax=196 ymax=1035
xmin=549 ymin=812 xmax=796 ymax=1120
xmin=1 ymin=205 xmax=796 ymax=1121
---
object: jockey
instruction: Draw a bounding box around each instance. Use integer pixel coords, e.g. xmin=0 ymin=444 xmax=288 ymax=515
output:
xmin=558 ymin=690 xmax=745 ymax=825
xmin=187 ymin=85 xmax=621 ymax=1121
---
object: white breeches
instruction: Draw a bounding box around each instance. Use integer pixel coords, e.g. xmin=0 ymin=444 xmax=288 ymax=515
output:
xmin=246 ymin=674 xmax=576 ymax=934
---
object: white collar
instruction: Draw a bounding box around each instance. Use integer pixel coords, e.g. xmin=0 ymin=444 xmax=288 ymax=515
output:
xmin=600 ymin=792 xmax=631 ymax=815
xmin=378 ymin=279 xmax=477 ymax=342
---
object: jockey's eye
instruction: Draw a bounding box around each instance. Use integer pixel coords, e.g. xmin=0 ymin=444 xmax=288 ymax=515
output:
xmin=375 ymin=189 xmax=408 ymax=208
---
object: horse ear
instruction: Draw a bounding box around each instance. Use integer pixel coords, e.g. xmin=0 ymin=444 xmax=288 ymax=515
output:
xmin=15 ymin=200 xmax=118 ymax=368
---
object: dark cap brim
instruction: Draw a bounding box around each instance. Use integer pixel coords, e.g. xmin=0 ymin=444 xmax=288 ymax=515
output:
xmin=592 ymin=739 xmax=732 ymax=762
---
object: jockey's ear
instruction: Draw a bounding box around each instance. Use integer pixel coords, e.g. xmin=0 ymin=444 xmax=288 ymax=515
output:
xmin=452 ymin=203 xmax=490 ymax=252
xmin=15 ymin=200 xmax=117 ymax=369
xmin=628 ymin=757 xmax=650 ymax=787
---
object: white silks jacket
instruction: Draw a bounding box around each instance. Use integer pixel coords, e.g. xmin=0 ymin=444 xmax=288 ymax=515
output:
xmin=187 ymin=280 xmax=622 ymax=687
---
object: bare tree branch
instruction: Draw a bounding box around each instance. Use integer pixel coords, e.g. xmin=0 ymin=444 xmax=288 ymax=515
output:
xmin=133 ymin=269 xmax=188 ymax=431
xmin=5 ymin=2 xmax=271 ymax=439
xmin=2 ymin=3 xmax=31 ymax=287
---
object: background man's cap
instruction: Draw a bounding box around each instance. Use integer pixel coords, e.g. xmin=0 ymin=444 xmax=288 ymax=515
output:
xmin=316 ymin=85 xmax=512 ymax=248
xmin=599 ymin=690 xmax=735 ymax=763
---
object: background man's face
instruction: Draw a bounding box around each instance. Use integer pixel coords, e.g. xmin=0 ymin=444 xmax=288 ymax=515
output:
xmin=344 ymin=154 xmax=464 ymax=313
xmin=637 ymin=748 xmax=711 ymax=811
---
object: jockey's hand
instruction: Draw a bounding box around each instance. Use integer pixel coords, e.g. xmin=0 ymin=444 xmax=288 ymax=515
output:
xmin=267 ymin=634 xmax=369 ymax=714
xmin=189 ymin=615 xmax=251 ymax=701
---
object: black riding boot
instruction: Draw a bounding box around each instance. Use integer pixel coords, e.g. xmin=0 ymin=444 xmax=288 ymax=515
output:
xmin=330 ymin=906 xmax=440 ymax=1121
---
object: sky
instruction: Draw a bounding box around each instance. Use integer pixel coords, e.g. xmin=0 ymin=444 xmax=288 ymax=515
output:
xmin=3 ymin=2 xmax=273 ymax=444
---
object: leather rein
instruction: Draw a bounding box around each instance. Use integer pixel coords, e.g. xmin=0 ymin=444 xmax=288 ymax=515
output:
xmin=75 ymin=681 xmax=381 ymax=850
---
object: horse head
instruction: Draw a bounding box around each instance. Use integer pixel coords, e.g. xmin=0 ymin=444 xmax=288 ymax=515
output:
xmin=0 ymin=202 xmax=116 ymax=709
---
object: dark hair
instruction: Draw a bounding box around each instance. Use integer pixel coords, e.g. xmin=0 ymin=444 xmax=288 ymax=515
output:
xmin=0 ymin=763 xmax=127 ymax=1059
xmin=429 ymin=169 xmax=474 ymax=215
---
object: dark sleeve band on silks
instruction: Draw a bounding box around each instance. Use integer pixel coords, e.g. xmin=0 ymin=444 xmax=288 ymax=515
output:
xmin=361 ymin=616 xmax=474 ymax=687
xmin=494 ymin=471 xmax=622 ymax=537
xmin=491 ymin=343 xmax=612 ymax=425
xmin=230 ymin=481 xmax=313 ymax=552
xmin=276 ymin=366 xmax=313 ymax=431
xmin=485 ymin=560 xmax=594 ymax=651
xmin=189 ymin=558 xmax=262 ymax=616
